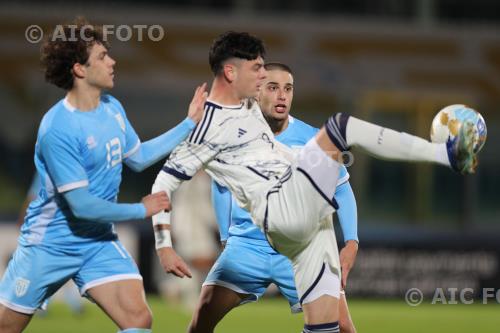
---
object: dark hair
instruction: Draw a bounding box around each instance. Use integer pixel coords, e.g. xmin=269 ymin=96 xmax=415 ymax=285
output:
xmin=209 ymin=31 xmax=266 ymax=75
xmin=40 ymin=17 xmax=109 ymax=90
xmin=264 ymin=62 xmax=293 ymax=75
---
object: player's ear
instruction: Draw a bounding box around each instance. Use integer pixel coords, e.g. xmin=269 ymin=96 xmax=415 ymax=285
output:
xmin=72 ymin=62 xmax=85 ymax=80
xmin=222 ymin=63 xmax=236 ymax=83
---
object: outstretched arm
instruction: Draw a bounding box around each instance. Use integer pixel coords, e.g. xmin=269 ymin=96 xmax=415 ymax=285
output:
xmin=124 ymin=118 xmax=196 ymax=172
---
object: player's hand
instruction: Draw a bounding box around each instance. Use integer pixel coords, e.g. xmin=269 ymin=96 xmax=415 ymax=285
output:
xmin=157 ymin=247 xmax=192 ymax=278
xmin=141 ymin=191 xmax=171 ymax=217
xmin=187 ymin=82 xmax=208 ymax=124
xmin=340 ymin=240 xmax=358 ymax=290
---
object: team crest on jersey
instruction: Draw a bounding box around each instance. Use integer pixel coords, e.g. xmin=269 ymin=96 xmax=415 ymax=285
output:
xmin=14 ymin=277 xmax=30 ymax=297
xmin=114 ymin=113 xmax=126 ymax=132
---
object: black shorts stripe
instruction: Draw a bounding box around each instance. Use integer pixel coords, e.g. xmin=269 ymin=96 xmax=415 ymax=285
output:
xmin=263 ymin=167 xmax=295 ymax=253
xmin=246 ymin=166 xmax=270 ymax=180
xmin=296 ymin=167 xmax=339 ymax=210
xmin=300 ymin=263 xmax=326 ymax=304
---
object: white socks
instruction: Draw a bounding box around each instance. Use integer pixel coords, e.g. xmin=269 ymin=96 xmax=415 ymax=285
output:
xmin=345 ymin=116 xmax=450 ymax=167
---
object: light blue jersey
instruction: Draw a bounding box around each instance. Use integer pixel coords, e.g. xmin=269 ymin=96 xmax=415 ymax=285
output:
xmin=20 ymin=95 xmax=139 ymax=246
xmin=1 ymin=94 xmax=196 ymax=314
xmin=214 ymin=116 xmax=350 ymax=243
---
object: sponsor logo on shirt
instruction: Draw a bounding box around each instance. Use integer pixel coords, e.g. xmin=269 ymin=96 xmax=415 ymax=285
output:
xmin=238 ymin=128 xmax=247 ymax=138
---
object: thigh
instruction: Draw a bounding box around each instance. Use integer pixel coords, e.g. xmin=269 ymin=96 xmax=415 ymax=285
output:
xmin=339 ymin=292 xmax=356 ymax=333
xmin=204 ymin=240 xmax=270 ymax=303
xmin=0 ymin=304 xmax=32 ymax=333
xmin=87 ymin=279 xmax=149 ymax=328
xmin=0 ymin=245 xmax=78 ymax=315
xmin=302 ymin=294 xmax=339 ymax=325
xmin=266 ymin=171 xmax=335 ymax=257
xmin=300 ymin=247 xmax=342 ymax=325
xmin=74 ymin=240 xmax=145 ymax=328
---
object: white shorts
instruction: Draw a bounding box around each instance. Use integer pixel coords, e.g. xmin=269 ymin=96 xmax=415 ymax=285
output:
xmin=259 ymin=138 xmax=342 ymax=302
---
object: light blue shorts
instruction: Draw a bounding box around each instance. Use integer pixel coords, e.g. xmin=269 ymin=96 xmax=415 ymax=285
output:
xmin=0 ymin=239 xmax=141 ymax=314
xmin=203 ymin=236 xmax=301 ymax=313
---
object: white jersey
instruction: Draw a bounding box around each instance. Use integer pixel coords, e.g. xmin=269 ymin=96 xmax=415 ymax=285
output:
xmin=154 ymin=100 xmax=344 ymax=299
xmin=155 ymin=99 xmax=293 ymax=225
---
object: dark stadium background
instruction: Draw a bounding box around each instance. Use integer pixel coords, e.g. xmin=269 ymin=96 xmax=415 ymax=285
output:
xmin=0 ymin=0 xmax=499 ymax=316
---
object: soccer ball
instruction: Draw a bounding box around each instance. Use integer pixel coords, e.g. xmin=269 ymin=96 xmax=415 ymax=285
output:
xmin=430 ymin=104 xmax=487 ymax=154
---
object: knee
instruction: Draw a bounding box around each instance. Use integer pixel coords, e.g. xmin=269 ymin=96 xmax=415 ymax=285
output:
xmin=187 ymin=322 xmax=198 ymax=333
xmin=187 ymin=300 xmax=216 ymax=333
xmin=127 ymin=305 xmax=153 ymax=329
xmin=187 ymin=312 xmax=200 ymax=333
xmin=187 ymin=306 xmax=205 ymax=333
xmin=187 ymin=317 xmax=206 ymax=333
xmin=339 ymin=321 xmax=356 ymax=333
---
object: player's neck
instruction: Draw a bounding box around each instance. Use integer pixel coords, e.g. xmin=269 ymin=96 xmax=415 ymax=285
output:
xmin=266 ymin=116 xmax=289 ymax=135
xmin=208 ymin=77 xmax=243 ymax=106
xmin=66 ymin=85 xmax=101 ymax=111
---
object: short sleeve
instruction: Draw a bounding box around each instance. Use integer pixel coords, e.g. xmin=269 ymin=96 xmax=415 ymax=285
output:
xmin=40 ymin=129 xmax=88 ymax=193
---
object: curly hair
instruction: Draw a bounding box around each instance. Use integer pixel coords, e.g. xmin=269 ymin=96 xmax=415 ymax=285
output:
xmin=209 ymin=31 xmax=266 ymax=75
xmin=40 ymin=18 xmax=109 ymax=90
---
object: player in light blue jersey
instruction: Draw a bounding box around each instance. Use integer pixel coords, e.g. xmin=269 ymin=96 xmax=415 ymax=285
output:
xmin=188 ymin=63 xmax=358 ymax=333
xmin=0 ymin=19 xmax=207 ymax=333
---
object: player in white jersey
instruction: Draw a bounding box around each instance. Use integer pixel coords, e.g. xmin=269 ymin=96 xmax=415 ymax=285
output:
xmin=187 ymin=63 xmax=357 ymax=333
xmin=152 ymin=32 xmax=479 ymax=333
xmin=0 ymin=20 xmax=206 ymax=333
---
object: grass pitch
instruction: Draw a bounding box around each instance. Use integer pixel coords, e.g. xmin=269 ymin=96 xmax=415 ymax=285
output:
xmin=25 ymin=296 xmax=500 ymax=332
